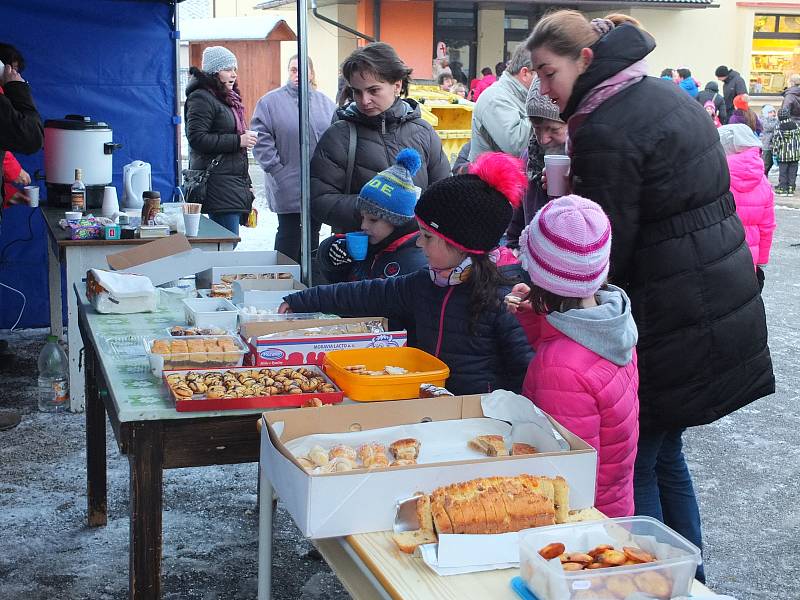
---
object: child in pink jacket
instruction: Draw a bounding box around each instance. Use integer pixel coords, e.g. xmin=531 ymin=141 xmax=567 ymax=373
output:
xmin=718 ymin=124 xmax=776 ymax=290
xmin=505 ymin=195 xmax=639 ymax=517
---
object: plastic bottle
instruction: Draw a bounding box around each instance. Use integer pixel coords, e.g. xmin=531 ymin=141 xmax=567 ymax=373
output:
xmin=71 ymin=168 xmax=86 ymax=213
xmin=37 ymin=335 xmax=69 ymax=412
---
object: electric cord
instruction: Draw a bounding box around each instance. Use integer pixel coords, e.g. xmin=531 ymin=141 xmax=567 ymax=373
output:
xmin=0 ymin=280 xmax=27 ymax=332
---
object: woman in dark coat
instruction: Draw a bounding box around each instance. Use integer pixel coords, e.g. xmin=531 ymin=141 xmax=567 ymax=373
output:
xmin=310 ymin=42 xmax=451 ymax=233
xmin=184 ymin=46 xmax=256 ymax=235
xmin=527 ymin=11 xmax=774 ymax=581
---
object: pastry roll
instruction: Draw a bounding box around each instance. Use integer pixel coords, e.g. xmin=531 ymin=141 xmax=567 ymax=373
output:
xmin=308 ymin=445 xmax=329 ymax=467
xmin=389 ymin=438 xmax=420 ymax=461
xmin=329 ymin=444 xmax=357 ymax=461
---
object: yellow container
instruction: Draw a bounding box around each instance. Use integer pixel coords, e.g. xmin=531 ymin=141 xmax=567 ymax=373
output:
xmin=323 ymin=347 xmax=450 ymax=401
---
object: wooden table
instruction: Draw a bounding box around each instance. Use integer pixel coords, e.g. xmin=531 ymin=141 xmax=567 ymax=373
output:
xmin=76 ymin=289 xmax=262 ymax=599
xmin=44 ymin=206 xmax=238 ymax=411
xmin=315 ymin=528 xmax=714 ymax=600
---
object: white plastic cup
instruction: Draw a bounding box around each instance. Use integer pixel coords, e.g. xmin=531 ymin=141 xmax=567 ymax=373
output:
xmin=543 ymin=155 xmax=571 ymax=197
xmin=23 ymin=185 xmax=39 ymax=207
xmin=184 ymin=212 xmax=201 ymax=237
xmin=101 ymin=186 xmax=120 ymax=218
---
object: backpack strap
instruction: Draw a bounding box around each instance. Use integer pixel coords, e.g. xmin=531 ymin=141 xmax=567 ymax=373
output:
xmin=345 ymin=121 xmax=357 ymax=195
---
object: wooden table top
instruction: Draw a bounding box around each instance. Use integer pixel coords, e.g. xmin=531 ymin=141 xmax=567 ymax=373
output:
xmin=40 ymin=205 xmax=240 ymax=246
xmin=338 ymin=510 xmax=713 ymax=600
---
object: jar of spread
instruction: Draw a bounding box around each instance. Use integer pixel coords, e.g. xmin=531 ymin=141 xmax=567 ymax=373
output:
xmin=141 ymin=191 xmax=161 ymax=225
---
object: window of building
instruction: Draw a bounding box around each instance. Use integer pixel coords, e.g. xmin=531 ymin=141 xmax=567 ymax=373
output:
xmin=434 ymin=4 xmax=477 ymax=85
xmin=751 ymin=13 xmax=800 ymax=94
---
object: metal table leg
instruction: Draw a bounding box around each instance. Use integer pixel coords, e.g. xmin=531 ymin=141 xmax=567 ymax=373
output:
xmin=257 ymin=454 xmax=274 ymax=599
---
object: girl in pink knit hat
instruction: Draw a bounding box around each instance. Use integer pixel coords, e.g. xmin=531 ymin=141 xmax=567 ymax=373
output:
xmin=505 ymin=194 xmax=640 ymax=517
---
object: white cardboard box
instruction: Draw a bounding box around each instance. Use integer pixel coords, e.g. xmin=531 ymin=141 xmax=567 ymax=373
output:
xmin=195 ymin=250 xmax=300 ymax=288
xmin=260 ymin=395 xmax=598 ymax=539
xmin=242 ymin=317 xmax=407 ymax=366
xmin=232 ymin=279 xmax=307 ymax=306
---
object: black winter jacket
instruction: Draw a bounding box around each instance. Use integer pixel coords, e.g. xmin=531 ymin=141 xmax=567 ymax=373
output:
xmin=720 ymin=70 xmax=747 ymax=121
xmin=184 ymin=74 xmax=253 ymax=215
xmin=782 ymin=84 xmax=800 ymax=121
xmin=284 ymin=268 xmax=533 ymax=396
xmin=0 ymin=81 xmax=43 ymax=202
xmin=696 ymin=83 xmax=728 ymax=124
xmin=317 ymin=230 xmax=427 ymax=284
xmin=564 ymin=24 xmax=774 ymax=431
xmin=310 ymin=98 xmax=451 ymax=232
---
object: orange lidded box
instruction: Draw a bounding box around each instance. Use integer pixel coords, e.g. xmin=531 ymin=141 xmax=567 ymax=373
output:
xmin=323 ymin=347 xmax=449 ymax=401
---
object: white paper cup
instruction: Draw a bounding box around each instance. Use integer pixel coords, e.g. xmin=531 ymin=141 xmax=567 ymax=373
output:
xmin=183 ymin=212 xmax=201 ymax=237
xmin=543 ymin=155 xmax=571 ymax=197
xmin=23 ymin=185 xmax=39 ymax=207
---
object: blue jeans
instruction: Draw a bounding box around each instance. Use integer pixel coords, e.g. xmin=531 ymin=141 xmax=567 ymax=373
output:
xmin=208 ymin=212 xmax=240 ymax=237
xmin=634 ymin=428 xmax=706 ymax=583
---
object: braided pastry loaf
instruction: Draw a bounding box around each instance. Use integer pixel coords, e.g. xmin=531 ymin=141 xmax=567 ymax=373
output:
xmin=393 ymin=475 xmax=569 ymax=553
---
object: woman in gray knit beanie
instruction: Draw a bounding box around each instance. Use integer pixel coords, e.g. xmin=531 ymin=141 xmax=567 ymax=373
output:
xmin=184 ymin=45 xmax=256 ymax=235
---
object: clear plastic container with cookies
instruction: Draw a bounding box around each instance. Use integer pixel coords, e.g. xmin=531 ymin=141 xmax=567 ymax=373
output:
xmin=519 ymin=516 xmax=702 ymax=600
xmin=146 ymin=335 xmax=248 ymax=376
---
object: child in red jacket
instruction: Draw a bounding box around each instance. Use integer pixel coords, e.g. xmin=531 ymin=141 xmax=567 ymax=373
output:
xmin=505 ymin=195 xmax=639 ymax=517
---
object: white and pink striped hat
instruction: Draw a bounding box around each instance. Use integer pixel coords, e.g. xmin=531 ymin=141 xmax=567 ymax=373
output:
xmin=519 ymin=195 xmax=611 ymax=298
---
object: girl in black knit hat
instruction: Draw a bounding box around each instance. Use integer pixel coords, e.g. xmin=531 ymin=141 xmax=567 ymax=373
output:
xmin=279 ymin=152 xmax=533 ymax=396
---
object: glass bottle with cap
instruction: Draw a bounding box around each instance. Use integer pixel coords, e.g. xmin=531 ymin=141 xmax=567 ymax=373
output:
xmin=71 ymin=169 xmax=86 ymax=213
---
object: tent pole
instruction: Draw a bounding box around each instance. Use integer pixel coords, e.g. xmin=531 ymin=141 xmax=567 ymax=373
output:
xmin=297 ymin=0 xmax=312 ymax=286
xmin=173 ymin=1 xmax=183 ymax=198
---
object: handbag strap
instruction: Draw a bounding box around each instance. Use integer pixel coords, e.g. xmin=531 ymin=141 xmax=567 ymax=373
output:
xmin=205 ymin=154 xmax=224 ymax=175
xmin=344 ymin=121 xmax=357 ymax=195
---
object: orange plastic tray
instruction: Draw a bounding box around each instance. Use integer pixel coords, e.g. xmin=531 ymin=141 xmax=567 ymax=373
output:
xmin=323 ymin=347 xmax=449 ymax=401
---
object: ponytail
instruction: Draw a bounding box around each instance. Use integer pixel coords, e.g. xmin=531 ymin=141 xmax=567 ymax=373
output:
xmin=526 ymin=9 xmax=644 ymax=58
xmin=467 ymin=254 xmax=516 ymax=334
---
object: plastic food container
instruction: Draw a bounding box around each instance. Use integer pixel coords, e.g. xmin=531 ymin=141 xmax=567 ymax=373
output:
xmin=145 ymin=335 xmax=248 ymax=377
xmin=519 ymin=516 xmax=702 ymax=600
xmin=323 ymin=347 xmax=449 ymax=401
xmin=163 ymin=365 xmax=344 ymax=412
xmin=182 ymin=297 xmax=239 ymax=331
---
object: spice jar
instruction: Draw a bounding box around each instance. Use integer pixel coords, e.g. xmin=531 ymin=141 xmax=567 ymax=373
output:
xmin=141 ymin=191 xmax=161 ymax=225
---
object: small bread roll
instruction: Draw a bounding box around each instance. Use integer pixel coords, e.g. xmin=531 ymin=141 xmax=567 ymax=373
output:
xmin=296 ymin=457 xmax=315 ymax=471
xmin=308 ymin=445 xmax=329 ymax=467
xmin=329 ymin=444 xmax=357 ymax=461
xmin=389 ymin=438 xmax=420 ymax=460
xmin=390 ymin=458 xmax=417 ymax=467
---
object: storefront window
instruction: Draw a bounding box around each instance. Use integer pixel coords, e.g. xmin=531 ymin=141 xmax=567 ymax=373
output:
xmin=434 ymin=5 xmax=477 ymax=83
xmin=751 ymin=13 xmax=800 ymax=94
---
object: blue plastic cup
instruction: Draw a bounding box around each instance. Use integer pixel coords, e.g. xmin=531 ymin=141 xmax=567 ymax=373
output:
xmin=345 ymin=232 xmax=369 ymax=260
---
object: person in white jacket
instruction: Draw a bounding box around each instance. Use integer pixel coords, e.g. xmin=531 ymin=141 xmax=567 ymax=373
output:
xmin=468 ymin=45 xmax=534 ymax=161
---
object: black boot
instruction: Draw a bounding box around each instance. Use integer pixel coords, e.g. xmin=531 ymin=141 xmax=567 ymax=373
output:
xmin=0 ymin=411 xmax=21 ymax=431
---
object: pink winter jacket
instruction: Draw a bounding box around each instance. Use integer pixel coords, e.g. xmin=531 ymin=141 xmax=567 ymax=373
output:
xmin=727 ymin=146 xmax=776 ymax=267
xmin=516 ymin=287 xmax=639 ymax=517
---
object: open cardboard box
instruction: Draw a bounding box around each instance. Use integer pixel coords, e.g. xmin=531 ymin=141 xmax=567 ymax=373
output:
xmin=260 ymin=394 xmax=597 ymax=539
xmin=195 ymin=250 xmax=300 ymax=288
xmin=242 ymin=317 xmax=407 ymax=367
xmin=232 ymin=279 xmax=307 ymax=306
xmin=107 ymin=242 xmax=301 ymax=288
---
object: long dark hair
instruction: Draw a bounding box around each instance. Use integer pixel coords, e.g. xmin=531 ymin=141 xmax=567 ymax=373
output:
xmin=466 ymin=254 xmax=516 ymax=333
xmin=341 ymin=42 xmax=412 ymax=97
xmin=526 ymin=283 xmax=608 ymax=314
xmin=188 ymin=65 xmax=240 ymax=105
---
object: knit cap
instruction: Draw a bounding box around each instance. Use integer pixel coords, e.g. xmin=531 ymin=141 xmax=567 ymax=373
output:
xmin=356 ymin=148 xmax=422 ymax=225
xmin=733 ymin=94 xmax=749 ymax=111
xmin=778 ymin=107 xmax=791 ymax=120
xmin=519 ymin=195 xmax=611 ymax=298
xmin=526 ymin=77 xmax=562 ymax=122
xmin=415 ymin=152 xmax=526 ymax=253
xmin=202 ymin=46 xmax=237 ymax=74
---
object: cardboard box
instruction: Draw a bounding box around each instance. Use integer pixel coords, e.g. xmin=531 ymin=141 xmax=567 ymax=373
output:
xmin=107 ymin=235 xmax=209 ymax=286
xmin=232 ymin=279 xmax=307 ymax=306
xmin=260 ymin=395 xmax=598 ymax=539
xmin=195 ymin=250 xmax=300 ymax=289
xmin=241 ymin=317 xmax=407 ymax=367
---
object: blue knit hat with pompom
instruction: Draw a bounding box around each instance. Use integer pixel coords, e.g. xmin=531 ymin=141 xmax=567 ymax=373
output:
xmin=356 ymin=148 xmax=422 ymax=225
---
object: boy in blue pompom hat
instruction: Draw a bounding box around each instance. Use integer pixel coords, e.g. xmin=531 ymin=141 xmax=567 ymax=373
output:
xmin=317 ymin=148 xmax=428 ymax=282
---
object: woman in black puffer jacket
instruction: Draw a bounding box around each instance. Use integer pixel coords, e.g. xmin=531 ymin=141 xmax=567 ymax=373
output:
xmin=311 ymin=43 xmax=451 ymax=233
xmin=184 ymin=46 xmax=256 ymax=235
xmin=527 ymin=11 xmax=774 ymax=582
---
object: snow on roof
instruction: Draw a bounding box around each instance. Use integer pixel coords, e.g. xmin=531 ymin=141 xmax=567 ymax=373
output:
xmin=180 ymin=16 xmax=295 ymax=42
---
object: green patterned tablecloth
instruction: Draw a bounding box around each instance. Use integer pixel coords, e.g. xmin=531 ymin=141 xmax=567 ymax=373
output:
xmin=80 ymin=292 xmax=264 ymax=422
